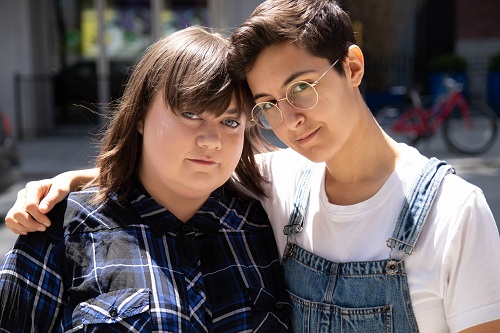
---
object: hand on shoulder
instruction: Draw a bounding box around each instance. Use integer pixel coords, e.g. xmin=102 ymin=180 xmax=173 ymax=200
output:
xmin=5 ymin=169 xmax=97 ymax=234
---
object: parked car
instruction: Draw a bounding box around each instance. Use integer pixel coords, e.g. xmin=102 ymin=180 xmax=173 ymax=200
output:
xmin=52 ymin=60 xmax=133 ymax=126
xmin=0 ymin=112 xmax=21 ymax=192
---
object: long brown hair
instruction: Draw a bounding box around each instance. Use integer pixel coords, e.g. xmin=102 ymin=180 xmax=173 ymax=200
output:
xmin=90 ymin=26 xmax=271 ymax=202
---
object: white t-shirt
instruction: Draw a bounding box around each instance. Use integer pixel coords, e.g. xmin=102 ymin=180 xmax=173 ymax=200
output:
xmin=255 ymin=144 xmax=500 ymax=333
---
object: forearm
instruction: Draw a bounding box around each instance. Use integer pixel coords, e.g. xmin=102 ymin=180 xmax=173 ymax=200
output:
xmin=59 ymin=168 xmax=100 ymax=191
xmin=459 ymin=319 xmax=500 ymax=333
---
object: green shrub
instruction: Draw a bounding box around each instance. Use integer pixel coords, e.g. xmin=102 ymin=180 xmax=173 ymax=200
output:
xmin=489 ymin=53 xmax=500 ymax=71
xmin=428 ymin=53 xmax=467 ymax=72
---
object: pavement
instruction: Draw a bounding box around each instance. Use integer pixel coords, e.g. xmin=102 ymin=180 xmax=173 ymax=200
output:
xmin=0 ymin=127 xmax=499 ymax=257
xmin=0 ymin=133 xmax=99 ymax=257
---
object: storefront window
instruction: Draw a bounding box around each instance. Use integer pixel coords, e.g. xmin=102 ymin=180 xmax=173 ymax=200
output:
xmin=78 ymin=0 xmax=207 ymax=60
xmin=53 ymin=0 xmax=207 ymax=125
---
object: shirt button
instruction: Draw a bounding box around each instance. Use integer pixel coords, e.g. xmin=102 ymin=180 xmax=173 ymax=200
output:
xmin=181 ymin=225 xmax=191 ymax=232
xmin=109 ymin=307 xmax=119 ymax=318
xmin=193 ymin=284 xmax=202 ymax=292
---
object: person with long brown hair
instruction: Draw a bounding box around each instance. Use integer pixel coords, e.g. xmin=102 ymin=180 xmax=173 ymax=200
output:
xmin=0 ymin=26 xmax=290 ymax=332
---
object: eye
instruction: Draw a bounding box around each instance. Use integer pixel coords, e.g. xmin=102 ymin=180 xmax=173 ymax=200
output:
xmin=290 ymin=82 xmax=311 ymax=95
xmin=259 ymin=102 xmax=276 ymax=112
xmin=181 ymin=111 xmax=201 ymax=120
xmin=222 ymin=118 xmax=241 ymax=128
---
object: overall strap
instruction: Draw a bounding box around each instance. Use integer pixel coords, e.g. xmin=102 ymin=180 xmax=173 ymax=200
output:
xmin=387 ymin=157 xmax=455 ymax=255
xmin=283 ymin=165 xmax=317 ymax=236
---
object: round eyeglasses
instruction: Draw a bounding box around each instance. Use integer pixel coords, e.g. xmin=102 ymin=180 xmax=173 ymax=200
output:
xmin=251 ymin=58 xmax=340 ymax=129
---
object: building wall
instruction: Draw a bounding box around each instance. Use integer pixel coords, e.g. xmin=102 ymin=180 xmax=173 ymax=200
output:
xmin=456 ymin=0 xmax=500 ymax=39
xmin=209 ymin=0 xmax=262 ymax=31
xmin=0 ymin=0 xmax=34 ymax=137
xmin=456 ymin=0 xmax=500 ymax=57
xmin=456 ymin=0 xmax=500 ymax=100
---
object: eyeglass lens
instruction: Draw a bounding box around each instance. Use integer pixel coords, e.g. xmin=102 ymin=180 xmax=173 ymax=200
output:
xmin=252 ymin=81 xmax=318 ymax=129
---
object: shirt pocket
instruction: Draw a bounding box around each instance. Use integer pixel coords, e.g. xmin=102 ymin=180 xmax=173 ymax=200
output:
xmin=248 ymin=287 xmax=292 ymax=332
xmin=72 ymin=288 xmax=152 ymax=332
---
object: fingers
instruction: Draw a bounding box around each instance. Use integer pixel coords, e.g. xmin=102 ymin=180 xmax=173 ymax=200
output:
xmin=38 ymin=184 xmax=70 ymax=214
xmin=4 ymin=176 xmax=73 ymax=235
xmin=4 ymin=180 xmax=55 ymax=235
xmin=24 ymin=180 xmax=54 ymax=226
xmin=5 ymin=188 xmax=46 ymax=235
xmin=5 ymin=208 xmax=45 ymax=235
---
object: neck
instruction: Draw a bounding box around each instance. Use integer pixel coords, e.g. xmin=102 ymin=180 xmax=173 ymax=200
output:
xmin=324 ymin=110 xmax=400 ymax=205
xmin=157 ymin=195 xmax=208 ymax=223
xmin=139 ymin=179 xmax=210 ymax=223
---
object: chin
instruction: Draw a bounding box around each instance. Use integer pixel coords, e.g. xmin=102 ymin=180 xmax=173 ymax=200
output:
xmin=187 ymin=177 xmax=227 ymax=193
xmin=299 ymin=147 xmax=330 ymax=163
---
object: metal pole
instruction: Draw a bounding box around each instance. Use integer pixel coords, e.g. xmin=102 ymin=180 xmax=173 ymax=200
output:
xmin=14 ymin=73 xmax=23 ymax=140
xmin=95 ymin=0 xmax=109 ymax=123
xmin=151 ymin=0 xmax=163 ymax=41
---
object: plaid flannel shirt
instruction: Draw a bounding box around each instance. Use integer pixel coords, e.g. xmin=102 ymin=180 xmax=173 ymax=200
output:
xmin=0 ymin=183 xmax=291 ymax=332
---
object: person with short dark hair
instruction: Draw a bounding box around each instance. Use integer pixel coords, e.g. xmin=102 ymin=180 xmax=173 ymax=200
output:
xmin=228 ymin=1 xmax=500 ymax=332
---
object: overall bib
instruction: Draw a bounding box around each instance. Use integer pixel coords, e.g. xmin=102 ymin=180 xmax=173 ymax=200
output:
xmin=282 ymin=158 xmax=454 ymax=332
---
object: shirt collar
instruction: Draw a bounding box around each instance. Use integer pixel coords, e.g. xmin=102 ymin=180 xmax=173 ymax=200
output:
xmin=126 ymin=181 xmax=221 ymax=236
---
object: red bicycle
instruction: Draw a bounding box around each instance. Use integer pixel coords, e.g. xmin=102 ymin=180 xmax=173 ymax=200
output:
xmin=376 ymin=78 xmax=498 ymax=155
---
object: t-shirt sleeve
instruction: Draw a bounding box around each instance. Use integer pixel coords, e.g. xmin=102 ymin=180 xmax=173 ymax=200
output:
xmin=443 ymin=188 xmax=500 ymax=332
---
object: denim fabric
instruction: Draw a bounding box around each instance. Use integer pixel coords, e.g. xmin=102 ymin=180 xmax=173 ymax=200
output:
xmin=282 ymin=158 xmax=453 ymax=332
xmin=387 ymin=158 xmax=454 ymax=254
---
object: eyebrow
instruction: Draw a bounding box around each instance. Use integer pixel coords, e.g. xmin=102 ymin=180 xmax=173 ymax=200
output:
xmin=252 ymin=69 xmax=317 ymax=101
xmin=224 ymin=107 xmax=240 ymax=115
xmin=217 ymin=107 xmax=243 ymax=118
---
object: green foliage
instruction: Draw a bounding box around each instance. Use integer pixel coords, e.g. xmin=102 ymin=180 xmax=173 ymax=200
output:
xmin=489 ymin=53 xmax=500 ymax=71
xmin=428 ymin=53 xmax=467 ymax=72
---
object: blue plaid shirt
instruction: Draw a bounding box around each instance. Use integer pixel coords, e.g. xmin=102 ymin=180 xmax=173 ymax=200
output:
xmin=0 ymin=183 xmax=291 ymax=332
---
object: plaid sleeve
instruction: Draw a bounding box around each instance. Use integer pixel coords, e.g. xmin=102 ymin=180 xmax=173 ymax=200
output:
xmin=0 ymin=223 xmax=66 ymax=332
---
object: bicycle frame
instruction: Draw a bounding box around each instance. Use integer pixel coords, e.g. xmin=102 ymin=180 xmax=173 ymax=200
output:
xmin=390 ymin=89 xmax=471 ymax=138
xmin=377 ymin=78 xmax=498 ymax=154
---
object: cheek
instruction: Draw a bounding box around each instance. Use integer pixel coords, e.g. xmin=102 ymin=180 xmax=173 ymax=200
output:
xmin=225 ymin=132 xmax=245 ymax=167
xmin=141 ymin=117 xmax=182 ymax=166
xmin=271 ymin=127 xmax=291 ymax=146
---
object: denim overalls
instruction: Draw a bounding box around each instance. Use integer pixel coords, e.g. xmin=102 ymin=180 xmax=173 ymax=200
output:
xmin=282 ymin=158 xmax=454 ymax=332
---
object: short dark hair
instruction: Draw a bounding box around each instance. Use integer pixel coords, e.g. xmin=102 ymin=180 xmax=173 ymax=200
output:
xmin=229 ymin=0 xmax=356 ymax=80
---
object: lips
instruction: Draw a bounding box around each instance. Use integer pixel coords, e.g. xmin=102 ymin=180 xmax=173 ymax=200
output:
xmin=188 ymin=158 xmax=218 ymax=166
xmin=295 ymin=128 xmax=319 ymax=145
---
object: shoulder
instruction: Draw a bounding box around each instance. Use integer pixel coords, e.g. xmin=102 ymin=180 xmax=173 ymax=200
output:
xmin=395 ymin=144 xmax=495 ymax=235
xmin=435 ymin=174 xmax=495 ymax=238
xmin=48 ymin=188 xmax=137 ymax=235
xmin=256 ymin=148 xmax=319 ymax=198
xmin=256 ymin=148 xmax=313 ymax=176
xmin=435 ymin=165 xmax=489 ymax=217
xmin=396 ymin=144 xmax=479 ymax=200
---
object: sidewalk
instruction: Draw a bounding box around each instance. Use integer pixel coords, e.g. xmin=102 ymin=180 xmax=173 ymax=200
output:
xmin=0 ymin=134 xmax=99 ymax=256
xmin=19 ymin=134 xmax=99 ymax=179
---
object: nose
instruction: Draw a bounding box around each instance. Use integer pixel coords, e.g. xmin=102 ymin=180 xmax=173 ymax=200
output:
xmin=196 ymin=123 xmax=222 ymax=150
xmin=277 ymin=99 xmax=305 ymax=130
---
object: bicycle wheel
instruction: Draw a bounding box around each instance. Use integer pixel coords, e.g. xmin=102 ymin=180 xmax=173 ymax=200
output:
xmin=376 ymin=105 xmax=418 ymax=145
xmin=443 ymin=101 xmax=498 ymax=155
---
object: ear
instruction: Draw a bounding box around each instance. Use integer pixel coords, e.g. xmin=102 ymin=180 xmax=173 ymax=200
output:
xmin=137 ymin=119 xmax=144 ymax=134
xmin=346 ymin=45 xmax=364 ymax=87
